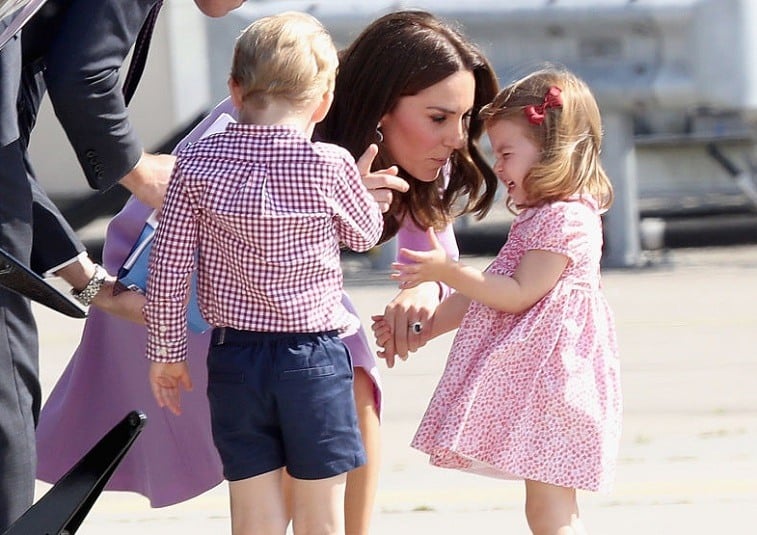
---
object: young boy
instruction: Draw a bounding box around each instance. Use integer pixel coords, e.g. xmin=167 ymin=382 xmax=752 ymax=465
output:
xmin=143 ymin=12 xmax=383 ymax=534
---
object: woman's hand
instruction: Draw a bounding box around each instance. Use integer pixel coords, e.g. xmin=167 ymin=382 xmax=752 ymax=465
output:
xmin=374 ymin=281 xmax=441 ymax=367
xmin=356 ymin=144 xmax=407 ymax=212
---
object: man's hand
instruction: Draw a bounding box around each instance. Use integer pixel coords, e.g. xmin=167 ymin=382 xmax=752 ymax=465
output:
xmin=91 ymin=281 xmax=146 ymax=325
xmin=119 ymin=152 xmax=176 ymax=210
xmin=54 ymin=256 xmax=146 ymax=324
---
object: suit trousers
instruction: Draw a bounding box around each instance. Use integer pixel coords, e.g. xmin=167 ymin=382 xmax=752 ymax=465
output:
xmin=0 ymin=26 xmax=41 ymax=531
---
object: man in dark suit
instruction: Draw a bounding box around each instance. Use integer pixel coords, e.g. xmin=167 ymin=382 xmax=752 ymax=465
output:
xmin=0 ymin=0 xmax=244 ymax=528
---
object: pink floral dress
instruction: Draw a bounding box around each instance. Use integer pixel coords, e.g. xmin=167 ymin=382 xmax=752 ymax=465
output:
xmin=411 ymin=196 xmax=622 ymax=492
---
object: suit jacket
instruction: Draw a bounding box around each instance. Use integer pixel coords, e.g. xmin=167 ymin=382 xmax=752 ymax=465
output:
xmin=0 ymin=21 xmax=33 ymax=262
xmin=15 ymin=0 xmax=159 ymax=272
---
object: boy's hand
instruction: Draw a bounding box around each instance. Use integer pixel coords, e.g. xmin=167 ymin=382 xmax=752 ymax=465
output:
xmin=371 ymin=314 xmax=398 ymax=368
xmin=149 ymin=361 xmax=193 ymax=415
xmin=356 ymin=143 xmax=407 ymax=213
xmin=391 ymin=228 xmax=453 ymax=288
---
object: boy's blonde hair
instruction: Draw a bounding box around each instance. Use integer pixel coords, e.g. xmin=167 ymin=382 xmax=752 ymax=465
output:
xmin=480 ymin=66 xmax=614 ymax=211
xmin=230 ymin=11 xmax=338 ymax=108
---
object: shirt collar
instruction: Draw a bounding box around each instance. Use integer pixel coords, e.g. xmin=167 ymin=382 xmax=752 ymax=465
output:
xmin=226 ymin=122 xmax=309 ymax=140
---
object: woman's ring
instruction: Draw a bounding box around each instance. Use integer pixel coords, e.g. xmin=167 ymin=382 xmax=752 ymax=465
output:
xmin=409 ymin=321 xmax=423 ymax=334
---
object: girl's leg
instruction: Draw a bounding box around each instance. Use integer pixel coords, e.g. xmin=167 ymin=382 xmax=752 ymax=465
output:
xmin=345 ymin=367 xmax=381 ymax=535
xmin=524 ymin=480 xmax=588 ymax=535
xmin=291 ymin=473 xmax=348 ymax=535
xmin=229 ymin=468 xmax=289 ymax=535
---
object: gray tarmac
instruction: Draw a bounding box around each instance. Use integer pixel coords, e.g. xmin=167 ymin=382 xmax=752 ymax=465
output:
xmin=33 ymin=244 xmax=757 ymax=534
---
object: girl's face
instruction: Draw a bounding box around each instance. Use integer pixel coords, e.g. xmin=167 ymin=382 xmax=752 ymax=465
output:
xmin=379 ymin=70 xmax=476 ymax=182
xmin=486 ymin=118 xmax=542 ymax=206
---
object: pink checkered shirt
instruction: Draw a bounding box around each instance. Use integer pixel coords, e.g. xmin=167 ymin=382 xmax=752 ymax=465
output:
xmin=144 ymin=123 xmax=383 ymax=362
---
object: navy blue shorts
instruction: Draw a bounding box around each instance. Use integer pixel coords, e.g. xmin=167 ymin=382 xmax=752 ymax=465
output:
xmin=206 ymin=328 xmax=366 ymax=481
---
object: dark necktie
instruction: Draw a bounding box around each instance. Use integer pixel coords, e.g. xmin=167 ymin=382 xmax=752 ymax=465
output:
xmin=121 ymin=0 xmax=163 ymax=106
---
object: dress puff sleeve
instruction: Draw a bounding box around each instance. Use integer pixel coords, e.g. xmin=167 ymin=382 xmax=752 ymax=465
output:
xmin=523 ymin=199 xmax=598 ymax=266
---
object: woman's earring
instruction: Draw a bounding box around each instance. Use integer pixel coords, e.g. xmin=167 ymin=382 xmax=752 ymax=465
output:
xmin=375 ymin=124 xmax=384 ymax=143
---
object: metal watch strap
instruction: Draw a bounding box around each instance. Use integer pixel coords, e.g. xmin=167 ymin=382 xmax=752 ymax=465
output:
xmin=71 ymin=264 xmax=107 ymax=306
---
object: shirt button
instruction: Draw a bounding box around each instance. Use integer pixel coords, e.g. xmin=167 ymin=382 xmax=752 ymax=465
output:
xmin=159 ymin=326 xmax=168 ymax=333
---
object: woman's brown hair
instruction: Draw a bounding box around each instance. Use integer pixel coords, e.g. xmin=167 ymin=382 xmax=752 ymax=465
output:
xmin=315 ymin=10 xmax=499 ymax=243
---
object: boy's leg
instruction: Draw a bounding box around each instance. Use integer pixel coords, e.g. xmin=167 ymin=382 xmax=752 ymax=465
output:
xmin=283 ymin=370 xmax=379 ymax=535
xmin=277 ymin=332 xmax=365 ymax=534
xmin=229 ymin=468 xmax=289 ymax=535
xmin=290 ymin=473 xmax=347 ymax=535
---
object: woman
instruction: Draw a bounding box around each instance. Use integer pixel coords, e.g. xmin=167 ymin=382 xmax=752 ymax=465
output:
xmin=36 ymin=10 xmax=498 ymax=534
xmin=315 ymin=11 xmax=498 ymax=533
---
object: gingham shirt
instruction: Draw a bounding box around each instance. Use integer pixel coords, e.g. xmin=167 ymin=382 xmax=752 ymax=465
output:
xmin=144 ymin=123 xmax=383 ymax=362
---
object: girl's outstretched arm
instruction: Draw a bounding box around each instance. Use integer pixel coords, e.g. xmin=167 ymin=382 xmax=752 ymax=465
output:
xmin=380 ymin=220 xmax=459 ymax=361
xmin=392 ymin=228 xmax=568 ymax=314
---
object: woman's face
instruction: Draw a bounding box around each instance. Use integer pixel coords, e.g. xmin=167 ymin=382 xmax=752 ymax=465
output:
xmin=486 ymin=118 xmax=542 ymax=206
xmin=379 ymin=70 xmax=476 ymax=182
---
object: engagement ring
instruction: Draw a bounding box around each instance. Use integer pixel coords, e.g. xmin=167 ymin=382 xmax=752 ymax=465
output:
xmin=409 ymin=321 xmax=423 ymax=334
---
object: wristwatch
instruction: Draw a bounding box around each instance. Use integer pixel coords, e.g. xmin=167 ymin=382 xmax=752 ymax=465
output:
xmin=71 ymin=264 xmax=108 ymax=306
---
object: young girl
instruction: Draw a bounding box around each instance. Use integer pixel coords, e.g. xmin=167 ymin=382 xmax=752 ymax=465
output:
xmin=374 ymin=67 xmax=622 ymax=535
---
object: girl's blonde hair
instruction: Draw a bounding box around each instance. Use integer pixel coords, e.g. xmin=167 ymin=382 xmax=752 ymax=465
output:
xmin=480 ymin=67 xmax=613 ymax=211
xmin=230 ymin=12 xmax=338 ymax=109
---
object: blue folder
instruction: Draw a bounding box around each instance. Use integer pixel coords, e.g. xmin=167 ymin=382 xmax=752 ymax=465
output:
xmin=117 ymin=211 xmax=210 ymax=333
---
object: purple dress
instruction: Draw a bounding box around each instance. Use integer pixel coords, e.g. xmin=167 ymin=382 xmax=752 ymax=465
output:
xmin=35 ymin=99 xmax=460 ymax=507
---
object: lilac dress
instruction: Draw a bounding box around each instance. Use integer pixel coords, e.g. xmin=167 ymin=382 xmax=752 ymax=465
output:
xmin=35 ymin=99 xmax=460 ymax=507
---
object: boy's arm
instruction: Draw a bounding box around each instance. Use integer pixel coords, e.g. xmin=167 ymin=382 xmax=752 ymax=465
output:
xmin=331 ymin=157 xmax=384 ymax=251
xmin=143 ymin=164 xmax=198 ymax=363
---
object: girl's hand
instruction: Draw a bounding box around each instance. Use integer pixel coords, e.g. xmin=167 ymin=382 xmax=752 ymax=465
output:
xmin=391 ymin=228 xmax=453 ymax=288
xmin=149 ymin=361 xmax=193 ymax=416
xmin=356 ymin=143 xmax=407 ymax=212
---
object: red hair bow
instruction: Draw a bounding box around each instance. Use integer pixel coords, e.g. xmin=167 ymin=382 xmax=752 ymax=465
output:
xmin=524 ymin=86 xmax=563 ymax=125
